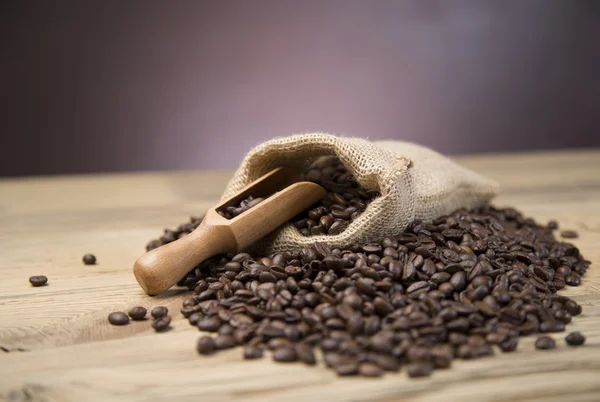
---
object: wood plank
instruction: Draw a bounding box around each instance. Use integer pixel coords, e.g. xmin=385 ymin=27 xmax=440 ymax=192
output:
xmin=1 ymin=150 xmax=599 ymax=401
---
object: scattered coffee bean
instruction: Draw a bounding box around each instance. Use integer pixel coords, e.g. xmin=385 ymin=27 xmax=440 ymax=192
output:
xmin=197 ymin=336 xmax=216 ymax=355
xmin=244 ymin=346 xmax=264 ymax=359
xmin=535 ymin=336 xmax=556 ymax=350
xmin=82 ymin=254 xmax=97 ymax=265
xmin=29 ymin=275 xmax=48 ymax=287
xmin=560 ymin=230 xmax=578 ymax=239
xmin=151 ymin=306 xmax=169 ymax=318
xmin=565 ymin=332 xmax=585 ymax=346
xmin=128 ymin=306 xmax=147 ymax=321
xmin=108 ymin=312 xmax=129 ymax=326
xmin=152 ymin=316 xmax=171 ymax=332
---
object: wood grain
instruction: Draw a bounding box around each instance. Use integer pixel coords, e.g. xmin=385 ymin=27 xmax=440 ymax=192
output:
xmin=1 ymin=150 xmax=599 ymax=402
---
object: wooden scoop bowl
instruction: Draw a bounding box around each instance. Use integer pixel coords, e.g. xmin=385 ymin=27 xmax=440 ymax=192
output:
xmin=133 ymin=167 xmax=326 ymax=295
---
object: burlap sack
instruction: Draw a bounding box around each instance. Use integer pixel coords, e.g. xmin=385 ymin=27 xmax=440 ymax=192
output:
xmin=221 ymin=133 xmax=499 ymax=254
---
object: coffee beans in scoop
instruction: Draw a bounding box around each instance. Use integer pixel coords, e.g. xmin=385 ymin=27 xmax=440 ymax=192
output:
xmin=217 ymin=195 xmax=267 ymax=219
xmin=171 ymin=205 xmax=589 ymax=378
xmin=29 ymin=275 xmax=48 ymax=287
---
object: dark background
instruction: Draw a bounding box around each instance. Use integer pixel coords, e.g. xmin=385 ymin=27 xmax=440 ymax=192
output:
xmin=1 ymin=0 xmax=599 ymax=177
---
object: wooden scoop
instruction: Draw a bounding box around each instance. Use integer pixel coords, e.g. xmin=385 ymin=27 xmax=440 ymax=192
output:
xmin=133 ymin=167 xmax=326 ymax=295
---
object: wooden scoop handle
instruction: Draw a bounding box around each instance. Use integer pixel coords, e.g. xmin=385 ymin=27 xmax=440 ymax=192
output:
xmin=133 ymin=181 xmax=326 ymax=295
xmin=133 ymin=221 xmax=236 ymax=295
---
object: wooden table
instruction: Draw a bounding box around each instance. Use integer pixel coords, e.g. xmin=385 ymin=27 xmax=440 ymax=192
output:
xmin=1 ymin=150 xmax=599 ymax=402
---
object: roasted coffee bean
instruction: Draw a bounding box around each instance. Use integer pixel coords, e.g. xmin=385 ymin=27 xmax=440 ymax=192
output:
xmin=197 ymin=316 xmax=222 ymax=332
xmin=29 ymin=275 xmax=48 ymax=287
xmin=82 ymin=254 xmax=97 ymax=265
xmin=197 ymin=336 xmax=216 ymax=355
xmin=214 ymin=335 xmax=237 ymax=349
xmin=535 ymin=336 xmax=556 ymax=350
xmin=335 ymin=361 xmax=359 ymax=376
xmin=152 ymin=316 xmax=171 ymax=332
xmin=295 ymin=343 xmax=317 ymax=365
xmin=358 ymin=362 xmax=383 ymax=377
xmin=560 ymin=230 xmax=578 ymax=239
xmin=564 ymin=300 xmax=582 ymax=316
xmin=244 ymin=346 xmax=264 ymax=359
xmin=407 ymin=362 xmax=434 ymax=378
xmin=565 ymin=273 xmax=581 ymax=286
xmin=128 ymin=306 xmax=147 ymax=320
xmin=108 ymin=312 xmax=129 ymax=326
xmin=151 ymin=306 xmax=169 ymax=318
xmin=565 ymin=331 xmax=585 ymax=346
xmin=272 ymin=347 xmax=298 ymax=362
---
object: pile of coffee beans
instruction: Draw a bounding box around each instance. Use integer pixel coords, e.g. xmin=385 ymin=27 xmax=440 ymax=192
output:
xmin=292 ymin=157 xmax=378 ymax=236
xmin=167 ymin=205 xmax=589 ymax=377
xmin=218 ymin=195 xmax=267 ymax=219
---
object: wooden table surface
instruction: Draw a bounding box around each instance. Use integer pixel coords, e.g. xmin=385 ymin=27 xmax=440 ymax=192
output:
xmin=1 ymin=150 xmax=599 ymax=402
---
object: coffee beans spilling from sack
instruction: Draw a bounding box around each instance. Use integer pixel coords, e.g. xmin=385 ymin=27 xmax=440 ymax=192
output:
xmin=151 ymin=205 xmax=588 ymax=378
xmin=292 ymin=157 xmax=378 ymax=236
xmin=214 ymin=157 xmax=378 ymax=233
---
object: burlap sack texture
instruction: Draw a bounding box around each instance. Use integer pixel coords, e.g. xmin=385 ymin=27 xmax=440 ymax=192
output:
xmin=221 ymin=133 xmax=499 ymax=254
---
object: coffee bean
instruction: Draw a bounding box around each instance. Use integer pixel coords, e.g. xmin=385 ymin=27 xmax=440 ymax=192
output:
xmin=152 ymin=316 xmax=171 ymax=332
xmin=82 ymin=254 xmax=96 ymax=265
xmin=197 ymin=316 xmax=222 ymax=332
xmin=358 ymin=362 xmax=383 ymax=377
xmin=272 ymin=347 xmax=298 ymax=362
xmin=449 ymin=271 xmax=467 ymax=292
xmin=335 ymin=361 xmax=359 ymax=376
xmin=128 ymin=306 xmax=147 ymax=320
xmin=565 ymin=332 xmax=585 ymax=346
xmin=535 ymin=336 xmax=556 ymax=350
xmin=560 ymin=230 xmax=578 ymax=239
xmin=540 ymin=321 xmax=565 ymax=333
xmin=108 ymin=312 xmax=129 ymax=326
xmin=244 ymin=346 xmax=264 ymax=359
xmin=564 ymin=300 xmax=582 ymax=316
xmin=151 ymin=306 xmax=168 ymax=318
xmin=565 ymin=273 xmax=581 ymax=286
xmin=295 ymin=343 xmax=317 ymax=365
xmin=407 ymin=362 xmax=433 ymax=378
xmin=29 ymin=275 xmax=48 ymax=287
xmin=197 ymin=336 xmax=216 ymax=355
xmin=214 ymin=335 xmax=237 ymax=349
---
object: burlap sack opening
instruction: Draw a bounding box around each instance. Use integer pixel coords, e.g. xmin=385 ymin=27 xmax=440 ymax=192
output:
xmin=221 ymin=133 xmax=499 ymax=254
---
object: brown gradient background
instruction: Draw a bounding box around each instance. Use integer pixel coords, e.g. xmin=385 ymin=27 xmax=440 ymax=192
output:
xmin=1 ymin=0 xmax=599 ymax=176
